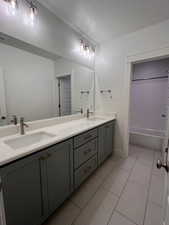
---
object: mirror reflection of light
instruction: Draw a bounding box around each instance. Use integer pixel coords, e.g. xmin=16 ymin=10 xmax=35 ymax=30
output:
xmin=5 ymin=0 xmax=17 ymax=16
xmin=24 ymin=14 xmax=34 ymax=27
xmin=11 ymin=0 xmax=17 ymax=9
xmin=2 ymin=0 xmax=37 ymax=27
xmin=24 ymin=4 xmax=37 ymax=27
xmin=30 ymin=7 xmax=35 ymax=22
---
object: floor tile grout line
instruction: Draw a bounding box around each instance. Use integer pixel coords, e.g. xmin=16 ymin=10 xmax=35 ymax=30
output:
xmin=71 ymin=148 xmax=153 ymax=225
xmin=69 ymin=199 xmax=82 ymax=210
xmin=115 ymin=209 xmax=140 ymax=225
xmin=71 ymin=157 xmax=122 ymax=225
xmin=72 ymin=147 xmax=156 ymax=225
xmin=106 ymin=145 xmax=155 ymax=225
xmin=70 ymin=206 xmax=83 ymax=225
xmin=142 ymin=149 xmax=156 ymax=225
xmin=106 ymin=154 xmax=138 ymax=225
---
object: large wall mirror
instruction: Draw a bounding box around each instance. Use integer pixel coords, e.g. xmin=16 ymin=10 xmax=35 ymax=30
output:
xmin=0 ymin=35 xmax=94 ymax=126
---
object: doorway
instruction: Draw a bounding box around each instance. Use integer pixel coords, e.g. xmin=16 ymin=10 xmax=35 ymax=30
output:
xmin=125 ymin=50 xmax=169 ymax=225
xmin=57 ymin=75 xmax=72 ymax=117
xmin=129 ymin=58 xmax=169 ymax=153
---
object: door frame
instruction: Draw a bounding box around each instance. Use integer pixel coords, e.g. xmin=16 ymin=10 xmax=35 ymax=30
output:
xmin=55 ymin=73 xmax=72 ymax=117
xmin=124 ymin=46 xmax=169 ymax=157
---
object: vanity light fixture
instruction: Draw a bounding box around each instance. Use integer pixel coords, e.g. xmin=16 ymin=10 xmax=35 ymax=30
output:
xmin=10 ymin=0 xmax=17 ymax=9
xmin=3 ymin=0 xmax=38 ymax=24
xmin=3 ymin=0 xmax=17 ymax=8
xmin=80 ymin=40 xmax=84 ymax=53
xmin=29 ymin=1 xmax=37 ymax=23
xmin=3 ymin=0 xmax=18 ymax=15
xmin=79 ymin=39 xmax=95 ymax=59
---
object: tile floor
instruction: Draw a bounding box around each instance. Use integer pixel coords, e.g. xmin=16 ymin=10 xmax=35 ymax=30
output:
xmin=44 ymin=145 xmax=165 ymax=225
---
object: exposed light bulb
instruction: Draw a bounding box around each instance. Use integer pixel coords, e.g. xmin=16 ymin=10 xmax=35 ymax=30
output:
xmin=80 ymin=40 xmax=84 ymax=54
xmin=29 ymin=2 xmax=37 ymax=25
xmin=86 ymin=45 xmax=90 ymax=56
xmin=91 ymin=47 xmax=95 ymax=58
xmin=79 ymin=40 xmax=95 ymax=59
xmin=11 ymin=0 xmax=17 ymax=9
xmin=4 ymin=0 xmax=17 ymax=16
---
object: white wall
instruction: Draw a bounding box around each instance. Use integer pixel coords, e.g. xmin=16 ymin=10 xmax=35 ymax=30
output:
xmin=96 ymin=19 xmax=169 ymax=156
xmin=0 ymin=43 xmax=56 ymax=122
xmin=55 ymin=58 xmax=94 ymax=115
xmin=0 ymin=0 xmax=95 ymax=69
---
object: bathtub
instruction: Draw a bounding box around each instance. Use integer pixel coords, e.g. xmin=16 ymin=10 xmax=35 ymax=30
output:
xmin=129 ymin=128 xmax=165 ymax=151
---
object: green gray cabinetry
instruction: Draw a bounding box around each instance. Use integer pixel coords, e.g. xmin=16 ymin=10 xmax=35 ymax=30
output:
xmin=98 ymin=121 xmax=115 ymax=165
xmin=74 ymin=129 xmax=98 ymax=188
xmin=45 ymin=140 xmax=73 ymax=215
xmin=0 ymin=139 xmax=73 ymax=225
xmin=0 ymin=120 xmax=115 ymax=225
xmin=0 ymin=152 xmax=45 ymax=225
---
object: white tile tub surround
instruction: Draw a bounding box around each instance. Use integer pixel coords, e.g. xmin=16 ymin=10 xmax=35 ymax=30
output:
xmin=0 ymin=114 xmax=116 ymax=166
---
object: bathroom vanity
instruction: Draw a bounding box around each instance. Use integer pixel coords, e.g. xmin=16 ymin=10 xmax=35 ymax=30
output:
xmin=0 ymin=116 xmax=115 ymax=225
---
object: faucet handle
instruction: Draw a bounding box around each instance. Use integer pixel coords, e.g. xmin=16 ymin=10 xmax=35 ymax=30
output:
xmin=11 ymin=115 xmax=18 ymax=125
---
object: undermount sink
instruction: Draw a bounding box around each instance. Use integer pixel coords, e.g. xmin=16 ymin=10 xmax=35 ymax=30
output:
xmin=4 ymin=132 xmax=56 ymax=150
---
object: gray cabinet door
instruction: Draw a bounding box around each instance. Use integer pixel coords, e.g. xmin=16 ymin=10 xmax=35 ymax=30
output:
xmin=98 ymin=121 xmax=115 ymax=165
xmin=1 ymin=154 xmax=44 ymax=225
xmin=45 ymin=139 xmax=73 ymax=214
xmin=105 ymin=122 xmax=114 ymax=157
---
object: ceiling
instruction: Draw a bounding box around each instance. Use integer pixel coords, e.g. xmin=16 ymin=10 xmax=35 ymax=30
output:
xmin=39 ymin=0 xmax=169 ymax=44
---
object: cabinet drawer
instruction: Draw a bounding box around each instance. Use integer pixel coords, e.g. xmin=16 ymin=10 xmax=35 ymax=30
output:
xmin=74 ymin=138 xmax=97 ymax=169
xmin=74 ymin=128 xmax=97 ymax=148
xmin=74 ymin=156 xmax=97 ymax=189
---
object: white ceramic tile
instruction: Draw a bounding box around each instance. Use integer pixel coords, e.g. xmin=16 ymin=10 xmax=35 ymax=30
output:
xmin=144 ymin=202 xmax=163 ymax=225
xmin=117 ymin=180 xmax=148 ymax=225
xmin=44 ymin=200 xmax=80 ymax=225
xmin=94 ymin=159 xmax=116 ymax=181
xmin=108 ymin=212 xmax=136 ymax=225
xmin=129 ymin=145 xmax=155 ymax=165
xmin=129 ymin=145 xmax=145 ymax=158
xmin=137 ymin=150 xmax=154 ymax=167
xmin=102 ymin=167 xmax=129 ymax=196
xmin=71 ymin=172 xmax=103 ymax=209
xmin=73 ymin=186 xmax=118 ymax=225
xmin=118 ymin=156 xmax=136 ymax=172
xmin=152 ymin=159 xmax=165 ymax=177
xmin=149 ymin=174 xmax=164 ymax=206
xmin=129 ymin=161 xmax=151 ymax=188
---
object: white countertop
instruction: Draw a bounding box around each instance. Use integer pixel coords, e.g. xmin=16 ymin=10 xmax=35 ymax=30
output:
xmin=0 ymin=116 xmax=115 ymax=166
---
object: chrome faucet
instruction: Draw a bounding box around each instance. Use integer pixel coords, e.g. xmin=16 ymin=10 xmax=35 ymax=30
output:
xmin=11 ymin=115 xmax=18 ymax=125
xmin=86 ymin=108 xmax=93 ymax=118
xmin=20 ymin=117 xmax=29 ymax=135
